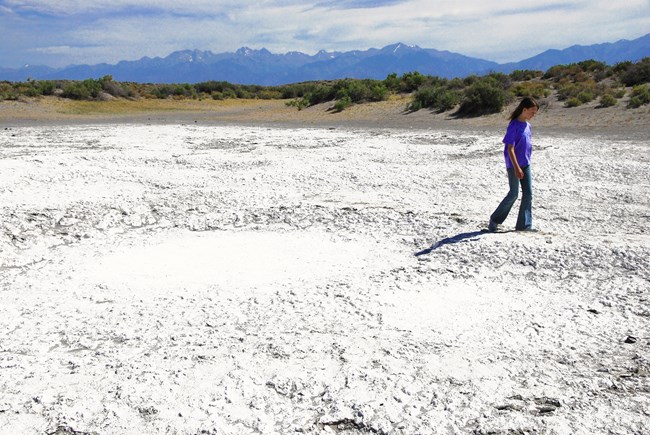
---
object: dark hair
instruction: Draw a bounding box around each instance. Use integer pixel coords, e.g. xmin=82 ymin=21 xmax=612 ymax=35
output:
xmin=509 ymin=96 xmax=539 ymax=121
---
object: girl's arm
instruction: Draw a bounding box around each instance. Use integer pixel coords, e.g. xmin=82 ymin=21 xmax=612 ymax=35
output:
xmin=507 ymin=144 xmax=524 ymax=180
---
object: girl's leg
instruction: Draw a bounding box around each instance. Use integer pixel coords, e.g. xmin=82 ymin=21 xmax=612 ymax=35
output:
xmin=515 ymin=165 xmax=533 ymax=230
xmin=490 ymin=168 xmax=519 ymax=225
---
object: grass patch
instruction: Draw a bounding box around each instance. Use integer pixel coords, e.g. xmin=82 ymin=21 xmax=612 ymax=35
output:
xmin=55 ymin=98 xmax=266 ymax=115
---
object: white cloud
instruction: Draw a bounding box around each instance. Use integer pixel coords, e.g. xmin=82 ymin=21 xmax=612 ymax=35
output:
xmin=30 ymin=45 xmax=76 ymax=55
xmin=3 ymin=0 xmax=251 ymax=16
xmin=1 ymin=0 xmax=648 ymax=67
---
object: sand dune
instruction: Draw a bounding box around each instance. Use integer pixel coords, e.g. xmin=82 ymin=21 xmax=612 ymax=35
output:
xmin=1 ymin=94 xmax=649 ymax=136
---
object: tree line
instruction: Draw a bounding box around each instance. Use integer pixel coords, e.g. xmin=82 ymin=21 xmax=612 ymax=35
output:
xmin=1 ymin=57 xmax=649 ymax=115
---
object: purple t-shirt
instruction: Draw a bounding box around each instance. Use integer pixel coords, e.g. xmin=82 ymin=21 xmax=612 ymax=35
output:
xmin=502 ymin=119 xmax=532 ymax=169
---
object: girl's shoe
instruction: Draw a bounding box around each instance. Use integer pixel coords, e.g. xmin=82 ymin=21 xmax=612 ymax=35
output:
xmin=516 ymin=227 xmax=538 ymax=232
xmin=487 ymin=220 xmax=498 ymax=232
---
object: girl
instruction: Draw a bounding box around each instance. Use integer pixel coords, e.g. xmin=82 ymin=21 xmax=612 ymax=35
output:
xmin=488 ymin=97 xmax=539 ymax=232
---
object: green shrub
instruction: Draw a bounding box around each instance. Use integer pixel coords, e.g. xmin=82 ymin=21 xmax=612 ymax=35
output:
xmin=152 ymin=85 xmax=172 ymax=99
xmin=556 ymin=82 xmax=577 ymax=100
xmin=289 ymin=83 xmax=324 ymax=99
xmin=236 ymin=87 xmax=254 ymax=99
xmin=628 ymin=97 xmax=644 ymax=108
xmin=99 ymin=76 xmax=128 ymax=98
xmin=577 ymin=90 xmax=594 ymax=104
xmin=399 ymin=71 xmax=426 ymax=92
xmin=151 ymin=83 xmax=196 ymax=99
xmin=286 ymin=97 xmax=309 ymax=110
xmin=447 ymin=78 xmax=465 ymax=89
xmin=436 ymin=90 xmax=460 ymax=111
xmin=544 ymin=61 xmax=606 ymax=82
xmin=407 ymin=100 xmax=423 ymax=111
xmin=61 ymin=83 xmax=88 ymax=100
xmin=409 ymin=86 xmax=460 ymax=112
xmin=26 ymin=80 xmax=56 ymax=96
xmin=334 ymin=87 xmax=348 ymax=101
xmin=383 ymin=73 xmax=401 ymax=92
xmin=510 ymin=70 xmax=544 ymax=81
xmin=457 ymin=78 xmax=508 ymax=116
xmin=513 ymin=81 xmax=551 ymax=98
xmin=557 ymin=80 xmax=597 ymax=101
xmin=333 ymin=96 xmax=352 ymax=112
xmin=222 ymin=88 xmax=237 ymax=99
xmin=23 ymin=86 xmax=41 ymax=97
xmin=308 ymin=85 xmax=336 ymax=104
xmin=544 ymin=64 xmax=576 ymax=80
xmin=344 ymin=81 xmax=370 ymax=102
xmin=61 ymin=79 xmax=102 ymax=100
xmin=620 ymin=58 xmax=650 ymax=86
xmin=612 ymin=61 xmax=633 ymax=76
xmin=369 ymin=84 xmax=388 ymax=102
xmin=599 ymin=94 xmax=617 ymax=107
xmin=577 ymin=60 xmax=607 ymax=74
xmin=195 ymin=81 xmax=225 ymax=93
xmin=410 ymin=86 xmax=438 ymax=109
xmin=487 ymin=72 xmax=512 ymax=90
xmin=627 ymin=84 xmax=650 ymax=108
xmin=258 ymin=89 xmax=283 ymax=100
xmin=0 ymin=93 xmax=16 ymax=101
xmin=565 ymin=97 xmax=582 ymax=107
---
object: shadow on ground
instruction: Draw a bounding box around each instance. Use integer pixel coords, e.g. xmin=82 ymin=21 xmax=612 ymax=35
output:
xmin=415 ymin=230 xmax=496 ymax=256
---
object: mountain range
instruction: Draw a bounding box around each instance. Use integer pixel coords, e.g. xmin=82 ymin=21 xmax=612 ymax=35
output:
xmin=1 ymin=33 xmax=648 ymax=85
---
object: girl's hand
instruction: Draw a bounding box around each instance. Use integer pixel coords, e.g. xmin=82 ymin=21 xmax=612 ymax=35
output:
xmin=515 ymin=167 xmax=524 ymax=179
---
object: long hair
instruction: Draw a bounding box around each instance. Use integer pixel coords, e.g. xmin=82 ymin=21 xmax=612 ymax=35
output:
xmin=509 ymin=97 xmax=539 ymax=121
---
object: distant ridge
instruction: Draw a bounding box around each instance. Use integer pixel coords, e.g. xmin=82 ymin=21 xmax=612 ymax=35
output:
xmin=1 ymin=33 xmax=648 ymax=85
xmin=494 ymin=33 xmax=650 ymax=73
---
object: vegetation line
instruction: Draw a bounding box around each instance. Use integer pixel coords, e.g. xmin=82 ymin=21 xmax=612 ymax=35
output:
xmin=2 ymin=58 xmax=649 ymax=115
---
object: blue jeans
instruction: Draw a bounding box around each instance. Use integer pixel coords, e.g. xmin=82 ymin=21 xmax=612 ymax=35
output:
xmin=490 ymin=165 xmax=532 ymax=230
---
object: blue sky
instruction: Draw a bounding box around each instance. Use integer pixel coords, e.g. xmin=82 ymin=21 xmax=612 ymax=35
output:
xmin=1 ymin=0 xmax=649 ymax=68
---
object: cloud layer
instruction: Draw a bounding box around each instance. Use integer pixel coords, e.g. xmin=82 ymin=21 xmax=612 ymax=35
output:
xmin=1 ymin=0 xmax=649 ymax=68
